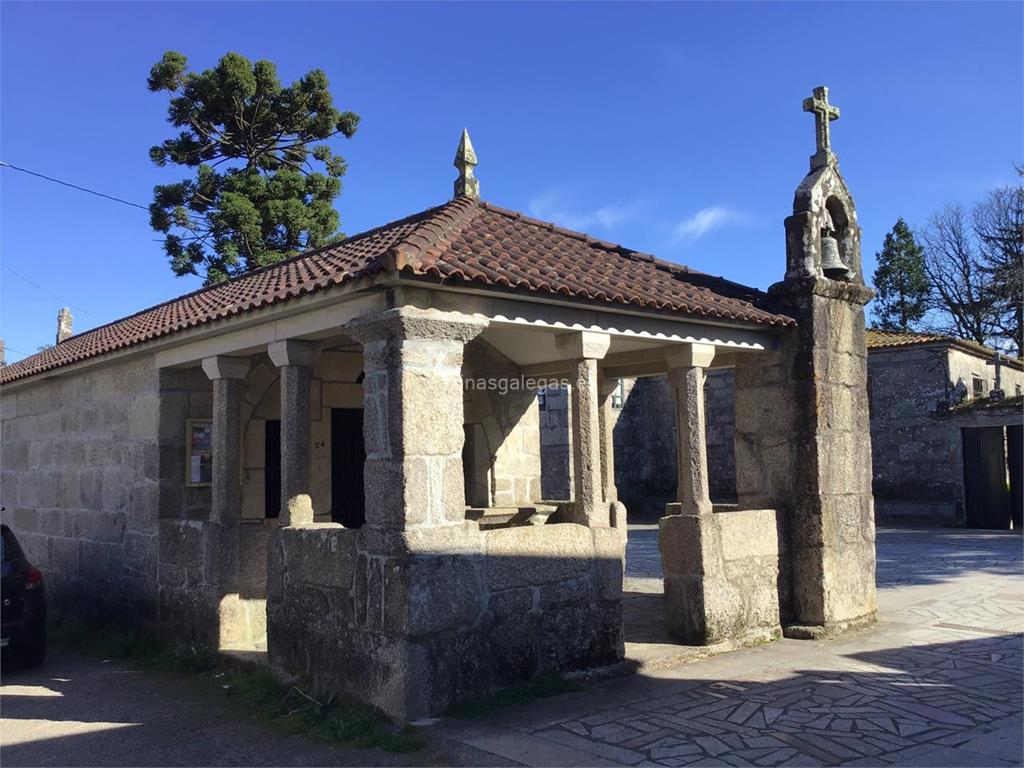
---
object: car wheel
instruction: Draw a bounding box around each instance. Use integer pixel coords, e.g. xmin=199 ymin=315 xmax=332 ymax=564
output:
xmin=21 ymin=629 xmax=46 ymax=668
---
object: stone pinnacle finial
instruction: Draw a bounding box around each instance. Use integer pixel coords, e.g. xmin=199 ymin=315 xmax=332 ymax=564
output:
xmin=802 ymin=85 xmax=840 ymax=171
xmin=453 ymin=128 xmax=480 ymax=200
xmin=56 ymin=307 xmax=73 ymax=344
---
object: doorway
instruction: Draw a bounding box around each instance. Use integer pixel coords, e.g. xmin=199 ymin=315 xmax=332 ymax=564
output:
xmin=331 ymin=408 xmax=366 ymax=527
xmin=962 ymin=427 xmax=1011 ymax=529
xmin=264 ymin=420 xmax=281 ymax=519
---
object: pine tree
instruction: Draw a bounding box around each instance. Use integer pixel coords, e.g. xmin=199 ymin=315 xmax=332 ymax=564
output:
xmin=871 ymin=219 xmax=930 ymax=331
xmin=147 ymin=52 xmax=359 ymax=284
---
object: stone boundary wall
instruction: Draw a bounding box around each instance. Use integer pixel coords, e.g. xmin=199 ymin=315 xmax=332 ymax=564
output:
xmin=0 ymin=357 xmax=161 ymax=620
xmin=157 ymin=518 xmax=271 ymax=646
xmin=267 ymin=521 xmax=624 ymax=721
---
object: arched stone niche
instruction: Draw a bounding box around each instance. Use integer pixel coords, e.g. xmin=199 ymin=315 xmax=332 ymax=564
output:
xmin=785 ymin=165 xmax=864 ymax=284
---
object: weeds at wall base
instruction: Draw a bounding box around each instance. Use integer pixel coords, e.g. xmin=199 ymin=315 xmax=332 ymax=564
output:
xmin=48 ymin=618 xmax=422 ymax=753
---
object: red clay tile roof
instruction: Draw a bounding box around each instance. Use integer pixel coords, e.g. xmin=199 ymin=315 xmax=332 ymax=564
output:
xmin=867 ymin=329 xmax=1023 ymax=369
xmin=867 ymin=329 xmax=952 ymax=349
xmin=1 ymin=197 xmax=794 ymax=384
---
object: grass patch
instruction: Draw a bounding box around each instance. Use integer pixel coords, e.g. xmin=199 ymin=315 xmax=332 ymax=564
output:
xmin=445 ymin=672 xmax=580 ymax=718
xmin=49 ymin=618 xmax=421 ymax=752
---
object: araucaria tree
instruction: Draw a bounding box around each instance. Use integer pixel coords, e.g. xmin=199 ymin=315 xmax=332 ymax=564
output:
xmin=871 ymin=218 xmax=930 ymax=331
xmin=147 ymin=51 xmax=359 ymax=284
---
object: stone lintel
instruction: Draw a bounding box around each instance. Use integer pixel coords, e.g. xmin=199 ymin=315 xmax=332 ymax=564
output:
xmin=345 ymin=306 xmax=488 ymax=345
xmin=665 ymin=342 xmax=716 ymax=370
xmin=202 ymin=355 xmax=251 ymax=381
xmin=555 ymin=330 xmax=611 ymax=361
xmin=268 ymin=339 xmax=321 ymax=369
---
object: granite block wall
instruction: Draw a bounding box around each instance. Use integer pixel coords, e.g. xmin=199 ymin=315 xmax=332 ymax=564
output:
xmin=0 ymin=356 xmax=161 ymax=620
xmin=267 ymin=521 xmax=624 ymax=722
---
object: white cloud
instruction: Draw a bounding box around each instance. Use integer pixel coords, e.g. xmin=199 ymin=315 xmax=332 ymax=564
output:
xmin=527 ymin=191 xmax=640 ymax=232
xmin=673 ymin=206 xmax=745 ymax=242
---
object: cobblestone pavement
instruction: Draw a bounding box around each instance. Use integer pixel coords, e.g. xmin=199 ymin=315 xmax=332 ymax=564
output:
xmin=434 ymin=527 xmax=1024 ymax=767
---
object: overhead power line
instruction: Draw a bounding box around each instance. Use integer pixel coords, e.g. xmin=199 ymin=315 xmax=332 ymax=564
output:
xmin=0 ymin=161 xmax=149 ymax=211
xmin=0 ymin=159 xmax=209 ymax=232
xmin=2 ymin=265 xmax=95 ymax=317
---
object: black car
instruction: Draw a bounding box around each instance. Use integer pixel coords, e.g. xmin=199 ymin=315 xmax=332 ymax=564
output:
xmin=1 ymin=523 xmax=47 ymax=666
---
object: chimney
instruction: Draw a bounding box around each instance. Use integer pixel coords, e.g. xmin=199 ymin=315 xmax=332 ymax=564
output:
xmin=56 ymin=307 xmax=73 ymax=344
xmin=0 ymin=339 xmax=5 ymax=367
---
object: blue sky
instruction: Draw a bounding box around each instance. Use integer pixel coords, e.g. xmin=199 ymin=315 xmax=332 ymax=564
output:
xmin=2 ymin=2 xmax=1021 ymax=362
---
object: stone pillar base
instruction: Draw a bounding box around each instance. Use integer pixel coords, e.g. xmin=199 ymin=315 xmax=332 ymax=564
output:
xmin=659 ymin=507 xmax=782 ymax=646
xmin=783 ymin=611 xmax=876 ymax=640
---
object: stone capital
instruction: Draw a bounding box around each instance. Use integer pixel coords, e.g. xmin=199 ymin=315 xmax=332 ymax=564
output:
xmin=555 ymin=331 xmax=611 ymax=361
xmin=344 ymin=306 xmax=488 ymax=345
xmin=665 ymin=342 xmax=716 ymax=370
xmin=598 ymin=377 xmax=620 ymax=399
xmin=268 ymin=339 xmax=320 ymax=369
xmin=201 ymin=355 xmax=250 ymax=381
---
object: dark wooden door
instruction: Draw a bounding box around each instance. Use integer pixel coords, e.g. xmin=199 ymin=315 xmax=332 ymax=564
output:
xmin=1007 ymin=425 xmax=1023 ymax=531
xmin=331 ymin=408 xmax=366 ymax=527
xmin=962 ymin=427 xmax=1011 ymax=529
xmin=265 ymin=420 xmax=281 ymax=519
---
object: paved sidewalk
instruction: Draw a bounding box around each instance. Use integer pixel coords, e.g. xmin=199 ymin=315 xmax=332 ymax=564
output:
xmin=431 ymin=528 xmax=1024 ymax=767
xmin=2 ymin=528 xmax=1020 ymax=767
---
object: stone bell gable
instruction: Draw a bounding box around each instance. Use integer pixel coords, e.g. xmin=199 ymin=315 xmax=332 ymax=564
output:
xmin=736 ymin=86 xmax=877 ymax=636
xmin=785 ymin=162 xmax=863 ymax=283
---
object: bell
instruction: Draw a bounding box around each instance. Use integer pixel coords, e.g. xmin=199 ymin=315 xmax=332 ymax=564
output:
xmin=820 ymin=234 xmax=848 ymax=279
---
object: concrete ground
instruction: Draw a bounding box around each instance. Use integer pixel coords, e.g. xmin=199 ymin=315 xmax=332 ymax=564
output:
xmin=0 ymin=650 xmax=455 ymax=767
xmin=2 ymin=527 xmax=1021 ymax=767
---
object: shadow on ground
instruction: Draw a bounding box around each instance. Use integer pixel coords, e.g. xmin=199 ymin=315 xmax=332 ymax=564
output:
xmin=433 ymin=633 xmax=1024 ymax=767
xmin=0 ymin=652 xmax=443 ymax=768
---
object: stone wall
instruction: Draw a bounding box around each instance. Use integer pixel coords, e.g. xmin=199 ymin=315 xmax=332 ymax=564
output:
xmin=613 ymin=378 xmax=674 ymax=518
xmin=155 ymin=517 xmax=270 ymax=647
xmin=267 ymin=520 xmax=624 ymax=722
xmin=948 ymin=346 xmax=1024 ymax=402
xmin=539 ymin=386 xmax=572 ymax=500
xmin=0 ymin=356 xmax=161 ymax=620
xmin=867 ymin=346 xmax=961 ymax=523
xmin=464 ymin=340 xmax=542 ymax=508
xmin=868 ymin=345 xmax=1024 ymax=524
xmin=158 ymin=367 xmax=213 ymax=521
xmin=543 ymin=375 xmax=737 ymax=518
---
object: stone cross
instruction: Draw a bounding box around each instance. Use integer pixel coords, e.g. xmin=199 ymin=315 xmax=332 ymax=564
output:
xmin=986 ymin=351 xmax=1006 ymax=400
xmin=803 ymin=86 xmax=840 ymax=170
xmin=453 ymin=128 xmax=480 ymax=200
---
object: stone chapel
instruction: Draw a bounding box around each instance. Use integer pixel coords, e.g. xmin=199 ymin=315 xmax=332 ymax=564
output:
xmin=0 ymin=87 xmax=877 ymax=721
